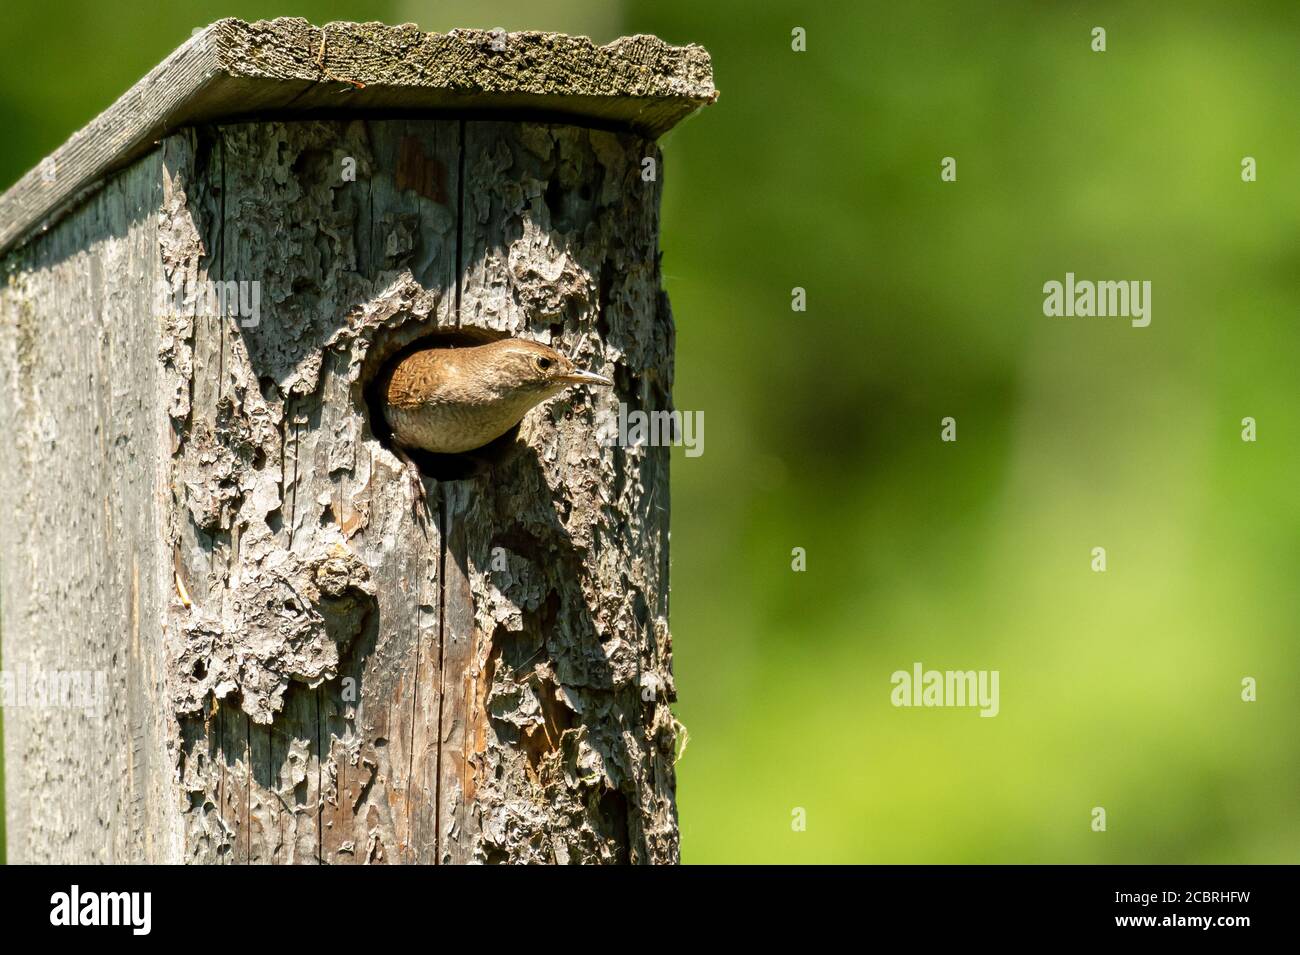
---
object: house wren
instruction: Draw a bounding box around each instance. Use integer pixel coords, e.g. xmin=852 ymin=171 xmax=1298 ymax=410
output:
xmin=382 ymin=338 xmax=613 ymax=457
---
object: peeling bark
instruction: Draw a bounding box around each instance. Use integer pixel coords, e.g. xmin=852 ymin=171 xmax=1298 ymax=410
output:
xmin=443 ymin=122 xmax=678 ymax=864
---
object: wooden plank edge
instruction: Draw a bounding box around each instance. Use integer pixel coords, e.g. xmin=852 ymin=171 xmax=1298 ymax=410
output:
xmin=0 ymin=17 xmax=717 ymax=258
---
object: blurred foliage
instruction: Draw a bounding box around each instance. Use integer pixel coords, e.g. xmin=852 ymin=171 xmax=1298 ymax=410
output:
xmin=2 ymin=1 xmax=1298 ymax=864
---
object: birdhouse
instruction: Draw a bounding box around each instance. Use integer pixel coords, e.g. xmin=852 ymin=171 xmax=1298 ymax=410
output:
xmin=0 ymin=18 xmax=714 ymax=863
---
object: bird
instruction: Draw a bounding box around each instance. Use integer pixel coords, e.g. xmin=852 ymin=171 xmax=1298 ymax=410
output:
xmin=380 ymin=338 xmax=613 ymax=494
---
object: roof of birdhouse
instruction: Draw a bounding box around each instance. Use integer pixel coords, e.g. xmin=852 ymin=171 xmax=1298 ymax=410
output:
xmin=0 ymin=17 xmax=717 ymax=256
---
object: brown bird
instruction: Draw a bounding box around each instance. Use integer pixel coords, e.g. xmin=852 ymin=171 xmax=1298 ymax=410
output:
xmin=382 ymin=338 xmax=613 ymax=457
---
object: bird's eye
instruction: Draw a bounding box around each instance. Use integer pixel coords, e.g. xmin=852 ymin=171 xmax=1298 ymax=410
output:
xmin=535 ymin=356 xmax=552 ymax=371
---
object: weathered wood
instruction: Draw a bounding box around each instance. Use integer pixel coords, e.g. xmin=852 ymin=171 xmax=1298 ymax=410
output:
xmin=441 ymin=122 xmax=679 ymax=862
xmin=0 ymin=22 xmax=706 ymax=864
xmin=0 ymin=151 xmax=180 ymax=863
xmin=0 ymin=17 xmax=718 ymax=259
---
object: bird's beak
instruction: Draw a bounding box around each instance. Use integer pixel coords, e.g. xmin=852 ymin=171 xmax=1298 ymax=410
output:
xmin=561 ymin=368 xmax=614 ymax=387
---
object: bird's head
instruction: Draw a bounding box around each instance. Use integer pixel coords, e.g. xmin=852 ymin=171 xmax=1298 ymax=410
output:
xmin=480 ymin=339 xmax=613 ymax=402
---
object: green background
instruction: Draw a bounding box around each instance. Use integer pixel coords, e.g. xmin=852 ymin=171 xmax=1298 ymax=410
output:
xmin=2 ymin=0 xmax=1297 ymax=864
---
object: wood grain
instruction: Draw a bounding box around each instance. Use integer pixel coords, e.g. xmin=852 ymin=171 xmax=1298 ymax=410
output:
xmin=2 ymin=110 xmax=686 ymax=862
